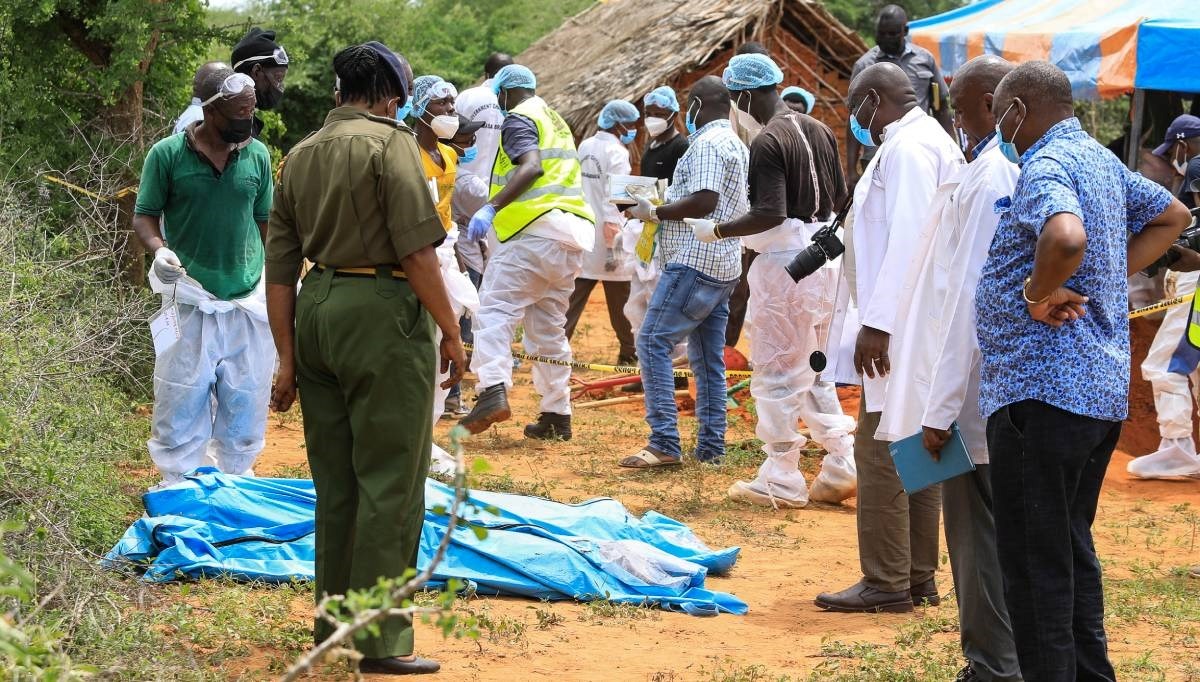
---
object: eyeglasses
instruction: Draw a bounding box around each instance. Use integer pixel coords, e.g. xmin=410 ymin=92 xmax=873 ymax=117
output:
xmin=232 ymin=46 xmax=289 ymax=72
xmin=200 ymin=73 xmax=256 ymax=106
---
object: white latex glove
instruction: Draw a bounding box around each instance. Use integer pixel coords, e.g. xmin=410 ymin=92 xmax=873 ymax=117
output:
xmin=684 ymin=218 xmax=718 ymax=243
xmin=153 ymin=246 xmax=185 ymax=283
xmin=602 ymin=221 xmax=622 ymax=247
xmin=626 ymin=196 xmax=657 ymax=222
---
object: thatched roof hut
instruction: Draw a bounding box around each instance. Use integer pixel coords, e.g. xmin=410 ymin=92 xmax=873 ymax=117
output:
xmin=516 ymin=0 xmax=867 ymax=142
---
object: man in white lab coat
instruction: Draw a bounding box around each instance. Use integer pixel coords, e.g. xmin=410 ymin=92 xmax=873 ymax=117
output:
xmin=875 ymin=56 xmax=1022 ymax=682
xmin=815 ymin=62 xmax=963 ymax=613
xmin=564 ymin=100 xmax=640 ymax=365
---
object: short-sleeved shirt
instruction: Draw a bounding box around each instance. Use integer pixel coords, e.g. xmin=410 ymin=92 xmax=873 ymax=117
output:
xmin=976 ymin=118 xmax=1173 ymax=422
xmin=499 ymin=114 xmax=540 ymax=163
xmin=1179 ymin=156 xmax=1200 ymax=210
xmin=852 ymin=42 xmax=947 ymax=116
xmin=265 ymin=107 xmax=444 ymax=285
xmin=421 ymin=142 xmax=459 ymax=231
xmin=657 ymin=119 xmax=749 ymax=282
xmin=641 ymin=134 xmax=689 ymax=181
xmin=134 ymin=126 xmax=273 ymax=300
xmin=747 ymin=112 xmax=845 ymax=221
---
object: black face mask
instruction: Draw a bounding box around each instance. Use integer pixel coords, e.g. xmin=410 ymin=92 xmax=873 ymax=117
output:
xmin=256 ymin=83 xmax=283 ymax=110
xmin=220 ymin=117 xmax=254 ymax=144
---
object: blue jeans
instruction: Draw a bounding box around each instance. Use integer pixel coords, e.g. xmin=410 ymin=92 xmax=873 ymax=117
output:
xmin=638 ymin=263 xmax=737 ymax=461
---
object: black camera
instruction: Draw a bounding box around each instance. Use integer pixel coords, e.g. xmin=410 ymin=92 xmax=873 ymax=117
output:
xmin=1142 ymin=208 xmax=1200 ymax=277
xmin=785 ymin=198 xmax=854 ymax=282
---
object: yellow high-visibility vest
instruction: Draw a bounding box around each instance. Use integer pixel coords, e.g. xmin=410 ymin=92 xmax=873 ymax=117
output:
xmin=1189 ymin=293 xmax=1200 ymax=348
xmin=489 ymin=96 xmax=594 ymax=241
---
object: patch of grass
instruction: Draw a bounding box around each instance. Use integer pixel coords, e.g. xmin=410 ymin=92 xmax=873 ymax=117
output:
xmin=721 ymin=439 xmax=765 ymax=468
xmin=271 ymin=462 xmax=311 ymax=479
xmin=808 ymin=614 xmax=962 ymax=681
xmin=471 ymin=472 xmax=556 ymax=499
xmin=578 ymin=599 xmax=660 ymax=625
xmin=533 ymin=606 xmax=565 ymax=629
xmin=1104 ymin=567 xmax=1200 ymax=651
xmin=1115 ymin=651 xmax=1167 ymax=681
xmin=470 ymin=604 xmax=528 ymax=645
xmin=700 ymin=657 xmax=793 ymax=682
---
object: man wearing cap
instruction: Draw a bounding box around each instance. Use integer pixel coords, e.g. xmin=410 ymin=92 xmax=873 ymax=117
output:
xmin=847 ymin=5 xmax=952 ymax=184
xmin=267 ymin=41 xmax=461 ymax=676
xmin=1132 ymin=113 xmax=1200 ymax=481
xmin=781 ymin=86 xmax=815 ymax=115
xmin=133 ymin=65 xmax=275 ymax=489
xmin=699 ymin=53 xmax=858 ymax=508
xmin=565 ymin=99 xmax=641 ymax=367
xmin=453 ymin=53 xmax=514 ymax=279
xmin=458 ymin=64 xmax=595 ymax=441
xmin=231 ymin=27 xmax=290 ymax=138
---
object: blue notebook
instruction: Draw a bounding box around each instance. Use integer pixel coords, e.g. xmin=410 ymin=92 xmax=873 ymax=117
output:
xmin=887 ymin=423 xmax=976 ymax=495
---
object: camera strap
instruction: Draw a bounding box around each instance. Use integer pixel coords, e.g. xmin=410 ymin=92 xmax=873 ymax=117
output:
xmin=787 ymin=114 xmax=821 ymax=213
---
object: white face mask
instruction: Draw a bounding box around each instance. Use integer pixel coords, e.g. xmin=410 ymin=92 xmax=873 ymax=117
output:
xmin=427 ymin=114 xmax=459 ymax=140
xmin=730 ymin=97 xmax=763 ymax=140
xmin=1173 ymin=144 xmax=1189 ymax=176
xmin=644 ymin=116 xmax=671 ymax=137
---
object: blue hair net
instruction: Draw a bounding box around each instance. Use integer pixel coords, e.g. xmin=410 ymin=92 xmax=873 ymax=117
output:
xmin=643 ymin=86 xmax=680 ymax=113
xmin=781 ymin=86 xmax=816 ymax=113
xmin=597 ymin=100 xmax=640 ymax=129
xmin=722 ymin=53 xmax=784 ymax=91
xmin=492 ymin=64 xmax=537 ymax=93
xmin=412 ymin=75 xmax=457 ymax=118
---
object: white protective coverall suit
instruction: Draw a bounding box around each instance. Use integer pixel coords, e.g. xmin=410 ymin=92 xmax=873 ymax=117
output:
xmin=472 ymin=212 xmax=593 ymax=414
xmin=728 ymin=218 xmax=857 ymax=508
xmin=147 ymin=269 xmax=275 ymax=484
xmin=1133 ymin=269 xmax=1200 ymax=478
xmin=430 ymin=226 xmax=481 ymax=475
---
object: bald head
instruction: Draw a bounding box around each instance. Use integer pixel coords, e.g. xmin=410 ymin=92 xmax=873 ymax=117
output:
xmin=949 ymin=55 xmax=1013 ymax=146
xmin=992 ymin=60 xmax=1074 ymax=156
xmin=687 ymin=76 xmax=732 ymax=128
xmin=484 ymin=53 xmax=513 ymax=78
xmin=876 ymin=5 xmax=909 ymax=56
xmin=192 ymin=61 xmax=227 ymax=99
xmin=848 ymin=62 xmax=918 ymax=145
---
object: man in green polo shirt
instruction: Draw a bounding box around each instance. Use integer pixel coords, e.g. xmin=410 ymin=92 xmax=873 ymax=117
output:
xmin=132 ymin=64 xmax=275 ymax=489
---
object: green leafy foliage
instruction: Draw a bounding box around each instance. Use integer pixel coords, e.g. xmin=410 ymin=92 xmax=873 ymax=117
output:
xmin=824 ymin=0 xmax=968 ymax=42
xmin=237 ymin=0 xmax=593 ymax=149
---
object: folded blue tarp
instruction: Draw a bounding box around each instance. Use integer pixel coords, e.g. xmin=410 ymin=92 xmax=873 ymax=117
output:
xmin=104 ymin=469 xmax=746 ymax=616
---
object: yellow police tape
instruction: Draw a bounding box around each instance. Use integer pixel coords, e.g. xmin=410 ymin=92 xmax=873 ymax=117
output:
xmin=462 ymin=343 xmax=754 ymax=378
xmin=1128 ymin=294 xmax=1193 ymax=320
xmin=41 ymin=174 xmax=138 ymax=202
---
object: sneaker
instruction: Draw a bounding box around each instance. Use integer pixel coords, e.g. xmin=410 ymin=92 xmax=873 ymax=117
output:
xmin=457 ymin=384 xmax=511 ymax=435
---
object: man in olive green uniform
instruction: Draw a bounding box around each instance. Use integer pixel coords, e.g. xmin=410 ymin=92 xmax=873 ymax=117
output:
xmin=265 ymin=42 xmax=464 ymax=677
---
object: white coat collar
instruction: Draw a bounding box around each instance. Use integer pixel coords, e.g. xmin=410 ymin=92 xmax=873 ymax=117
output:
xmin=880 ymin=107 xmax=925 ymax=144
xmin=593 ymin=130 xmax=620 ymax=144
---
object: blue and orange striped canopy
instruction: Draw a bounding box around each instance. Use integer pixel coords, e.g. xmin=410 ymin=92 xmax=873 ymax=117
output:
xmin=910 ymin=0 xmax=1200 ymax=99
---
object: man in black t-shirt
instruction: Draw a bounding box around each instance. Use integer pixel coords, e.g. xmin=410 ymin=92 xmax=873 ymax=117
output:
xmin=708 ymin=54 xmax=858 ymax=508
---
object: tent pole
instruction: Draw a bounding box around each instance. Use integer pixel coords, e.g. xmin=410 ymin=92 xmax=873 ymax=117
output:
xmin=1127 ymin=89 xmax=1144 ymax=171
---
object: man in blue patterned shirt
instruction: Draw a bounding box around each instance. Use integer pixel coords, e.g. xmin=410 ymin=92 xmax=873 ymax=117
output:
xmin=623 ymin=76 xmax=748 ymax=468
xmin=977 ymin=61 xmax=1190 ymax=681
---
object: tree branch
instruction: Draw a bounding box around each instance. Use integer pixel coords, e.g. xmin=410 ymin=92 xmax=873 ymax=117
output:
xmin=53 ymin=11 xmax=111 ymax=66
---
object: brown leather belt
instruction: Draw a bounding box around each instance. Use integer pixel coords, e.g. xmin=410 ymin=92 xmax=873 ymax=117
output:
xmin=314 ymin=264 xmax=406 ymax=279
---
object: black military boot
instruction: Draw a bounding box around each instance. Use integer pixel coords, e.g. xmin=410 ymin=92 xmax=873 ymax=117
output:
xmin=458 ymin=384 xmax=511 ymax=434
xmin=523 ymin=412 xmax=572 ymax=441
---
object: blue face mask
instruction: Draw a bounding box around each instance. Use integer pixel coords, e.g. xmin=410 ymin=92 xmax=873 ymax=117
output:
xmin=395 ymin=99 xmax=412 ymax=122
xmin=685 ymin=100 xmax=701 ymax=136
xmin=995 ymin=101 xmax=1023 ymax=165
xmin=457 ymin=145 xmax=478 ymax=163
xmin=850 ymin=94 xmax=877 ymax=147
xmin=619 ymin=128 xmax=637 ymax=145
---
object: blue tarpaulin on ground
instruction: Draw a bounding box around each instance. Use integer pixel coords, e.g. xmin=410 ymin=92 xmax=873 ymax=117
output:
xmin=104 ymin=469 xmax=747 ymax=616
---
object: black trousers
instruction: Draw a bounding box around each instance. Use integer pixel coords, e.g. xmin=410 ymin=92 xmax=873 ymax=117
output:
xmin=987 ymin=400 xmax=1119 ymax=682
xmin=724 ymin=248 xmax=757 ymax=347
xmin=563 ymin=278 xmax=635 ymax=363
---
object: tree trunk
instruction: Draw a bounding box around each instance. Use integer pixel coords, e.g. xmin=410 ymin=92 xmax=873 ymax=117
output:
xmin=105 ymin=81 xmax=147 ymax=286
